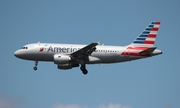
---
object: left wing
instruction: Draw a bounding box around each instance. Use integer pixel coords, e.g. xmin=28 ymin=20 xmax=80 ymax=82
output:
xmin=71 ymin=42 xmax=99 ymax=57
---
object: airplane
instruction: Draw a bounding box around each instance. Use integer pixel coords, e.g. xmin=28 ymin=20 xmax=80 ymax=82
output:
xmin=14 ymin=21 xmax=162 ymax=75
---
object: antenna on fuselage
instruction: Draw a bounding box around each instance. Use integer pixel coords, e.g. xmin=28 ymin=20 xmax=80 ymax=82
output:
xmin=38 ymin=41 xmax=40 ymax=46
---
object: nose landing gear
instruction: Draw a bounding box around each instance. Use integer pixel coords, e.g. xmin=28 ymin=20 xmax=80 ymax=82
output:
xmin=33 ymin=61 xmax=38 ymax=70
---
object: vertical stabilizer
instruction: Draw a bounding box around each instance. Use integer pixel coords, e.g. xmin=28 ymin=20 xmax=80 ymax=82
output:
xmin=130 ymin=21 xmax=160 ymax=47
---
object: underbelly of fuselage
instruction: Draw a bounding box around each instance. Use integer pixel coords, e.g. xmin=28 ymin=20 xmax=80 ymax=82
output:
xmin=25 ymin=53 xmax=145 ymax=64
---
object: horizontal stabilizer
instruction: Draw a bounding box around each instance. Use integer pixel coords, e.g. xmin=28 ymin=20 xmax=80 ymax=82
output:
xmin=139 ymin=47 xmax=156 ymax=55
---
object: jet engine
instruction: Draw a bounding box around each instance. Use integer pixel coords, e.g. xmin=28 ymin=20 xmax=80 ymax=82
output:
xmin=57 ymin=63 xmax=79 ymax=70
xmin=54 ymin=54 xmax=71 ymax=64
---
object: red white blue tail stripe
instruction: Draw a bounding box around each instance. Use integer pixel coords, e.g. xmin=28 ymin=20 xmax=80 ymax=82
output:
xmin=131 ymin=21 xmax=160 ymax=47
xmin=121 ymin=21 xmax=161 ymax=57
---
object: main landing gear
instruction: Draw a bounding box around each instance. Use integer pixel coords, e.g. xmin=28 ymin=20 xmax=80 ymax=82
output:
xmin=33 ymin=61 xmax=38 ymax=70
xmin=80 ymin=64 xmax=88 ymax=75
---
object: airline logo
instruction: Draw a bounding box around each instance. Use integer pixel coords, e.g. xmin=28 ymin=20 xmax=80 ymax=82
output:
xmin=122 ymin=21 xmax=160 ymax=56
xmin=39 ymin=48 xmax=44 ymax=52
xmin=132 ymin=21 xmax=160 ymax=46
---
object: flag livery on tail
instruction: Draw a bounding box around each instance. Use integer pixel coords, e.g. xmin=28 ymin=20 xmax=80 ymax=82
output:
xmin=131 ymin=21 xmax=160 ymax=46
xmin=122 ymin=21 xmax=161 ymax=56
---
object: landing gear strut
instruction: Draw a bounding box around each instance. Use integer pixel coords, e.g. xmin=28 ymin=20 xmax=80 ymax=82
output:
xmin=33 ymin=61 xmax=38 ymax=70
xmin=80 ymin=64 xmax=88 ymax=75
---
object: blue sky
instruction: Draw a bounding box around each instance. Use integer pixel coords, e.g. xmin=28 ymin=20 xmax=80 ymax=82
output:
xmin=0 ymin=0 xmax=180 ymax=108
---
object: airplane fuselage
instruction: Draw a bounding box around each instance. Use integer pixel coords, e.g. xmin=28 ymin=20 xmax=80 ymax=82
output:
xmin=14 ymin=43 xmax=162 ymax=64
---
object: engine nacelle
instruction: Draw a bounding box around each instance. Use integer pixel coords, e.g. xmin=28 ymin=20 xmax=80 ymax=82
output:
xmin=58 ymin=64 xmax=79 ymax=70
xmin=54 ymin=54 xmax=71 ymax=64
xmin=58 ymin=64 xmax=72 ymax=69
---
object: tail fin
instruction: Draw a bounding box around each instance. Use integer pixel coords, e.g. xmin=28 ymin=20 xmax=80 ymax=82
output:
xmin=130 ymin=21 xmax=160 ymax=47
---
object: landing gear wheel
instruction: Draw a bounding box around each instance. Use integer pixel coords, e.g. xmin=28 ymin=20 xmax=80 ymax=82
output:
xmin=82 ymin=69 xmax=88 ymax=75
xmin=33 ymin=61 xmax=38 ymax=71
xmin=80 ymin=64 xmax=88 ymax=75
xmin=33 ymin=67 xmax=37 ymax=70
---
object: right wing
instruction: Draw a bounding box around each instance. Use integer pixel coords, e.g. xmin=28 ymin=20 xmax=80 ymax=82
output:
xmin=71 ymin=42 xmax=99 ymax=57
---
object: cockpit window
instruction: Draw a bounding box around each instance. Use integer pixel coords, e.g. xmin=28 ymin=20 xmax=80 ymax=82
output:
xmin=21 ymin=47 xmax=28 ymax=49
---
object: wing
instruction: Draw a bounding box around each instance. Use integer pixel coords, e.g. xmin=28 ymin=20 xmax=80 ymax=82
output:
xmin=71 ymin=42 xmax=99 ymax=57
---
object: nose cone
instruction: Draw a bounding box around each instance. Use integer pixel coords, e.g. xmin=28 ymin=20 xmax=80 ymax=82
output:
xmin=14 ymin=50 xmax=21 ymax=58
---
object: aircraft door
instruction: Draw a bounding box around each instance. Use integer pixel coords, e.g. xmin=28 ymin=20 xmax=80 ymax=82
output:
xmin=34 ymin=45 xmax=41 ymax=53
